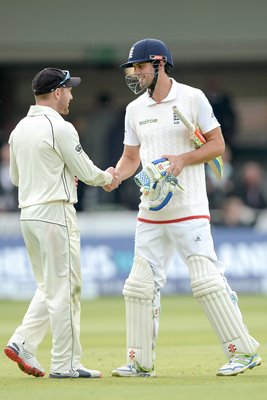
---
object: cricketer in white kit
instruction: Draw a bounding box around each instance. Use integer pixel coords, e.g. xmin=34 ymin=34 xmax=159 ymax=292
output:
xmin=107 ymin=38 xmax=261 ymax=377
xmin=5 ymin=67 xmax=118 ymax=379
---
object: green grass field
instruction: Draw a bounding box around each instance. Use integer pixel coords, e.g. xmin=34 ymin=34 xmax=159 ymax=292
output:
xmin=0 ymin=295 xmax=266 ymax=400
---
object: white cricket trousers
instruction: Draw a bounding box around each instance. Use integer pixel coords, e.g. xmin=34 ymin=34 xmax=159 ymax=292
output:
xmin=9 ymin=203 xmax=82 ymax=373
xmin=135 ymin=218 xmax=224 ymax=303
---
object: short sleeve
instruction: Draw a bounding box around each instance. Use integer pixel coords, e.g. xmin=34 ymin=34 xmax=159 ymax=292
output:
xmin=123 ymin=105 xmax=140 ymax=146
xmin=196 ymin=91 xmax=221 ymax=134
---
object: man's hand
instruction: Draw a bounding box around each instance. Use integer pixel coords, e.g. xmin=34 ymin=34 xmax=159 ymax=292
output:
xmin=103 ymin=167 xmax=122 ymax=192
xmin=161 ymin=154 xmax=186 ymax=176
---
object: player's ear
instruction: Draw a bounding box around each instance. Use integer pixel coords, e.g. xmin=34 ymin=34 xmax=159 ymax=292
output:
xmin=53 ymin=88 xmax=61 ymax=99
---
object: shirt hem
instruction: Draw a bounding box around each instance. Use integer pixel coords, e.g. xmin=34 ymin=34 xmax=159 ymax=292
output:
xmin=137 ymin=215 xmax=210 ymax=224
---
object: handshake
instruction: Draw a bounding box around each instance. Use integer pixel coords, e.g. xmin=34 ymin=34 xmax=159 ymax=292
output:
xmin=104 ymin=167 xmax=122 ymax=192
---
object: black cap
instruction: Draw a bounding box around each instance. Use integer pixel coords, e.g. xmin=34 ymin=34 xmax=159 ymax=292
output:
xmin=32 ymin=67 xmax=81 ymax=95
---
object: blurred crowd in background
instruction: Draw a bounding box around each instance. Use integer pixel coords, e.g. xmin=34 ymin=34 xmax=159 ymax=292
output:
xmin=1 ymin=79 xmax=267 ymax=230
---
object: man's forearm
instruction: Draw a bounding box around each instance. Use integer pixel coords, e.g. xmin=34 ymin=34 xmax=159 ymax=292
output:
xmin=116 ymin=156 xmax=141 ymax=182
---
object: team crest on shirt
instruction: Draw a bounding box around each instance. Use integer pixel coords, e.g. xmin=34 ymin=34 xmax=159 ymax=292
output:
xmin=75 ymin=143 xmax=83 ymax=153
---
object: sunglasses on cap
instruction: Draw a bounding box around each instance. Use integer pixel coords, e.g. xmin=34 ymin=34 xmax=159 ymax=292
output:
xmin=50 ymin=70 xmax=71 ymax=92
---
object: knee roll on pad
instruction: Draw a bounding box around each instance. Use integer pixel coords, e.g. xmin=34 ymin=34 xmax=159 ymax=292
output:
xmin=123 ymin=254 xmax=155 ymax=299
xmin=122 ymin=255 xmax=155 ymax=369
xmin=187 ymin=255 xmax=259 ymax=357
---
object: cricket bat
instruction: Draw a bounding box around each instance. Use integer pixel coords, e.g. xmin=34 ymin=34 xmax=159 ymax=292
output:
xmin=173 ymin=106 xmax=223 ymax=180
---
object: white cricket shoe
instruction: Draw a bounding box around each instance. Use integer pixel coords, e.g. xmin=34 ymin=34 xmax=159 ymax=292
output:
xmin=112 ymin=361 xmax=155 ymax=377
xmin=49 ymin=365 xmax=102 ymax=378
xmin=217 ymin=353 xmax=262 ymax=376
xmin=4 ymin=342 xmax=45 ymax=377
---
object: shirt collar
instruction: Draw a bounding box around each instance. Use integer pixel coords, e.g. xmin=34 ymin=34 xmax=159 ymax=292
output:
xmin=144 ymin=78 xmax=177 ymax=106
xmin=27 ymin=105 xmax=64 ymax=120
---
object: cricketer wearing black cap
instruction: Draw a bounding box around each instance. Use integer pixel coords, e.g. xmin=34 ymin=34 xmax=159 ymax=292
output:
xmin=6 ymin=64 xmax=114 ymax=380
xmin=32 ymin=67 xmax=81 ymax=95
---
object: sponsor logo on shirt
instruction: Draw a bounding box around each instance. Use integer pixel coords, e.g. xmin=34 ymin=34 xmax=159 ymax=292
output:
xmin=139 ymin=118 xmax=158 ymax=126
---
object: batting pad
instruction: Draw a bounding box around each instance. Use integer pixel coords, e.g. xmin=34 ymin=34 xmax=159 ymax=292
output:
xmin=123 ymin=255 xmax=155 ymax=369
xmin=187 ymin=255 xmax=259 ymax=358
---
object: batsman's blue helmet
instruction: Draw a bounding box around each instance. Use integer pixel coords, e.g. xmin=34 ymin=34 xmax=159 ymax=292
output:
xmin=120 ymin=38 xmax=174 ymax=69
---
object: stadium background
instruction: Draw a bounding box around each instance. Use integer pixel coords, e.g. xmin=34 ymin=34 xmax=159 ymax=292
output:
xmin=1 ymin=0 xmax=267 ymax=299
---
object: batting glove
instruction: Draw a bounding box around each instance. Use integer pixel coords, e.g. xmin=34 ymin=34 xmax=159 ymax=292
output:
xmin=134 ymin=158 xmax=170 ymax=194
xmin=134 ymin=158 xmax=184 ymax=211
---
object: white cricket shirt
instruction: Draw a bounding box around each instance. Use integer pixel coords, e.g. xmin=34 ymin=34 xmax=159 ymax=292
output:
xmin=9 ymin=105 xmax=112 ymax=210
xmin=124 ymin=79 xmax=220 ymax=222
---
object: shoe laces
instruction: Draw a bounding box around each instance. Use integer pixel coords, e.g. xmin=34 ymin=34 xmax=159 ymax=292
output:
xmin=229 ymin=354 xmax=251 ymax=364
xmin=67 ymin=370 xmax=80 ymax=377
xmin=21 ymin=346 xmax=35 ymax=360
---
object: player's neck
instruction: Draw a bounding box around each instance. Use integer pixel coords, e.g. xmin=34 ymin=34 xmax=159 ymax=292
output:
xmin=151 ymin=77 xmax=172 ymax=104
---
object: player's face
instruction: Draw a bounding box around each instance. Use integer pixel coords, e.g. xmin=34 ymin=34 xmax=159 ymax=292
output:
xmin=133 ymin=62 xmax=154 ymax=89
xmin=57 ymin=87 xmax=73 ymax=115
